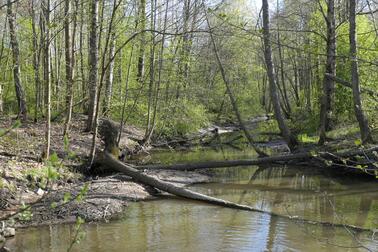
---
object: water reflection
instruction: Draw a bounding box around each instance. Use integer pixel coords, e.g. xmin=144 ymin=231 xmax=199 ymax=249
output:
xmin=6 ymin=156 xmax=378 ymax=251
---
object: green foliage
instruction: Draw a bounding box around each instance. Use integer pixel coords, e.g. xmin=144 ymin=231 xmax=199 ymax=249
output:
xmin=290 ymin=106 xmax=320 ymax=134
xmin=24 ymin=152 xmax=61 ymax=189
xmin=156 ymin=99 xmax=210 ymax=137
xmin=0 ymin=120 xmax=21 ymax=138
xmin=17 ymin=203 xmax=33 ymax=221
xmin=298 ymin=134 xmax=319 ymax=144
xmin=76 ymin=183 xmax=89 ymax=202
xmin=354 ymin=139 xmax=362 ymax=147
xmin=63 ymin=135 xmax=77 ymax=160
xmin=63 ymin=192 xmax=72 ymax=203
xmin=67 ymin=216 xmax=86 ymax=252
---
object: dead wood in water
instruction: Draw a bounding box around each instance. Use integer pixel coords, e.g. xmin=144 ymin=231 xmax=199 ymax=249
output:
xmin=98 ymin=151 xmax=373 ymax=232
xmin=137 ymin=146 xmax=378 ymax=176
xmin=96 ymin=119 xmax=376 ymax=233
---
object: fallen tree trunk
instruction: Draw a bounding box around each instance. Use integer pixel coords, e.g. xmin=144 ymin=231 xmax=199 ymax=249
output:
xmin=137 ymin=146 xmax=378 ymax=175
xmin=99 ymin=151 xmax=372 ymax=232
xmin=97 ymin=119 xmax=375 ymax=232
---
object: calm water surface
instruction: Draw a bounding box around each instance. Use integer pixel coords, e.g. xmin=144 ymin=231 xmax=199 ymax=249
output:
xmin=7 ymin=148 xmax=378 ymax=251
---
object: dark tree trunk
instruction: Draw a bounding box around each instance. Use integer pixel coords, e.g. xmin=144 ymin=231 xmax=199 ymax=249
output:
xmin=86 ymin=0 xmax=99 ymax=132
xmin=31 ymin=0 xmax=41 ymax=123
xmin=136 ymin=0 xmax=146 ymax=84
xmin=319 ymin=0 xmax=337 ymax=145
xmin=42 ymin=0 xmax=51 ymax=159
xmin=7 ymin=0 xmax=27 ymax=122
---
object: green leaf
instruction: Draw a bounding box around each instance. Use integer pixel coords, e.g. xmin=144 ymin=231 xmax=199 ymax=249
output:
xmin=64 ymin=135 xmax=70 ymax=151
xmin=51 ymin=202 xmax=58 ymax=209
xmin=11 ymin=120 xmax=21 ymax=129
xmin=49 ymin=152 xmax=59 ymax=165
xmin=63 ymin=192 xmax=72 ymax=203
xmin=354 ymin=139 xmax=362 ymax=146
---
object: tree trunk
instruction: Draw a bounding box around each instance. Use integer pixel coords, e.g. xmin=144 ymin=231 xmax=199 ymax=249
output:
xmin=7 ymin=0 xmax=27 ymax=122
xmin=143 ymin=0 xmax=156 ymax=144
xmin=136 ymin=0 xmax=146 ymax=84
xmin=205 ymin=12 xmax=268 ymax=157
xmin=85 ymin=0 xmax=99 ymax=132
xmin=63 ymin=0 xmax=76 ymax=136
xmin=79 ymin=0 xmax=86 ymax=112
xmin=349 ymin=0 xmax=372 ymax=143
xmin=103 ymin=32 xmax=116 ymax=116
xmin=319 ymin=0 xmax=337 ymax=145
xmin=262 ymin=0 xmax=297 ymax=151
xmin=42 ymin=0 xmax=51 ymax=159
xmin=30 ymin=0 xmax=41 ymax=123
xmin=276 ymin=0 xmax=291 ymax=116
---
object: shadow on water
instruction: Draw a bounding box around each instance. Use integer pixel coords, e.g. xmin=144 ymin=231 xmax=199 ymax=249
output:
xmin=7 ymin=147 xmax=378 ymax=252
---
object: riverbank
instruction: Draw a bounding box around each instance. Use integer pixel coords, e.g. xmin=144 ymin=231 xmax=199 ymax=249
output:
xmin=0 ymin=115 xmax=211 ymax=243
xmin=1 ymin=114 xmax=377 ymax=246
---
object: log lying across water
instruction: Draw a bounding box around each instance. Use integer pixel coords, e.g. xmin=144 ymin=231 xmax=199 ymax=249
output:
xmin=99 ymin=151 xmax=373 ymax=232
xmin=137 ymin=146 xmax=378 ymax=174
xmin=97 ymin=119 xmax=376 ymax=232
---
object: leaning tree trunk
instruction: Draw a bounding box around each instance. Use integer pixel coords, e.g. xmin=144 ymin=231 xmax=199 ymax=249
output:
xmin=349 ymin=0 xmax=372 ymax=143
xmin=7 ymin=0 xmax=27 ymax=122
xmin=205 ymin=12 xmax=268 ymax=157
xmin=319 ymin=0 xmax=337 ymax=145
xmin=262 ymin=0 xmax=297 ymax=151
xmin=85 ymin=0 xmax=99 ymax=132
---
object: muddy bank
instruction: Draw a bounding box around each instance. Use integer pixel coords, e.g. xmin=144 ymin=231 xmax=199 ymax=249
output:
xmin=0 ymin=114 xmax=209 ymax=247
xmin=1 ymin=170 xmax=210 ymax=230
xmin=15 ymin=170 xmax=210 ymax=228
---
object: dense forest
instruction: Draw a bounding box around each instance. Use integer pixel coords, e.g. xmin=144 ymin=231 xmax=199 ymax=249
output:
xmin=1 ymin=0 xmax=378 ymax=151
xmin=1 ymin=0 xmax=378 ymax=251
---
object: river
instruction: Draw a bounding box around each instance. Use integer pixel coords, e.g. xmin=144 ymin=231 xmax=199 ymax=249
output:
xmin=6 ymin=148 xmax=378 ymax=251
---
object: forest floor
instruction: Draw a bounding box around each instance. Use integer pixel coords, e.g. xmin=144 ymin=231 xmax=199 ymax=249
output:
xmin=0 ymin=115 xmax=210 ymax=231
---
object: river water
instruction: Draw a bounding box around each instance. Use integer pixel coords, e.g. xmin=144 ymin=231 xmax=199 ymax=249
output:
xmin=7 ymin=148 xmax=378 ymax=251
